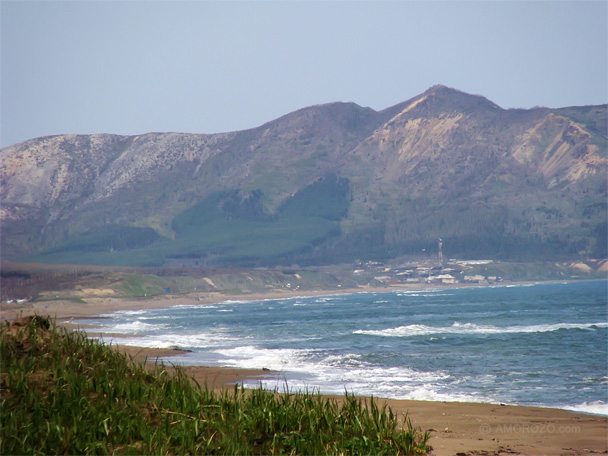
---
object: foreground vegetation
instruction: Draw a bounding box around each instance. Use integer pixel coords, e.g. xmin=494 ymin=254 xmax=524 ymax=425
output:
xmin=0 ymin=316 xmax=431 ymax=455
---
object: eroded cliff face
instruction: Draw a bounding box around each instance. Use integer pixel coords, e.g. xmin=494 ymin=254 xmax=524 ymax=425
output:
xmin=2 ymin=134 xmax=125 ymax=208
xmin=0 ymin=132 xmax=236 ymax=208
xmin=1 ymin=85 xmax=606 ymax=264
xmin=512 ymin=113 xmax=607 ymax=185
xmin=340 ymin=88 xmax=605 ymax=247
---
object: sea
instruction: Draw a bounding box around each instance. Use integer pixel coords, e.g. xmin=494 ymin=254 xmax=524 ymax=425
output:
xmin=79 ymin=280 xmax=608 ymax=415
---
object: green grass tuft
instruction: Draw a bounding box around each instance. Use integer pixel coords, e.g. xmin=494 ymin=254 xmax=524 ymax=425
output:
xmin=1 ymin=315 xmax=431 ymax=455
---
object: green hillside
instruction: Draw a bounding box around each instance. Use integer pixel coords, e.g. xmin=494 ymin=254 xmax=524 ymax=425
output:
xmin=29 ymin=177 xmax=350 ymax=267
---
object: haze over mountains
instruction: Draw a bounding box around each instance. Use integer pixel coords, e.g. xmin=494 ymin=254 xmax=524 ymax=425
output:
xmin=1 ymin=85 xmax=606 ymax=267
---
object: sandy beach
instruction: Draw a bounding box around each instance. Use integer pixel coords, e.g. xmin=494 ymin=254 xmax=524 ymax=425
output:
xmin=2 ymin=288 xmax=607 ymax=456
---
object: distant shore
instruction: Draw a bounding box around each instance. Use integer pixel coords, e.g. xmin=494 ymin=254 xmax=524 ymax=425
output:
xmin=0 ymin=279 xmax=581 ymax=321
xmin=2 ymin=281 xmax=607 ymax=455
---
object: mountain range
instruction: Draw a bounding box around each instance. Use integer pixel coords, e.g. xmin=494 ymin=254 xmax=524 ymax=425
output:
xmin=1 ymin=85 xmax=606 ymax=267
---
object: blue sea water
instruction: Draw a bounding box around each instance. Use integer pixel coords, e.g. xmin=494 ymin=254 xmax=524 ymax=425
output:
xmin=81 ymin=280 xmax=608 ymax=415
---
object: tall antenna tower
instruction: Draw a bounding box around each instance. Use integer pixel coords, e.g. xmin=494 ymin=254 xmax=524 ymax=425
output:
xmin=438 ymin=238 xmax=443 ymax=267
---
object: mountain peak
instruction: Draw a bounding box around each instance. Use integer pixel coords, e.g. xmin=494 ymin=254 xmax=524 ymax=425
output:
xmin=378 ymin=85 xmax=502 ymax=125
xmin=421 ymin=84 xmax=502 ymax=111
xmin=424 ymin=84 xmax=450 ymax=93
xmin=1 ymin=88 xmax=606 ymax=265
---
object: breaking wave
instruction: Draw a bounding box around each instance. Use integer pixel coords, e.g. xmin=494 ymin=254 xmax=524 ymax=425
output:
xmin=562 ymin=401 xmax=608 ymax=416
xmin=354 ymin=322 xmax=608 ymax=337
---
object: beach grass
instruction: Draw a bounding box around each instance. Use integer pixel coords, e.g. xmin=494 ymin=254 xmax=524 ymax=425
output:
xmin=0 ymin=315 xmax=431 ymax=455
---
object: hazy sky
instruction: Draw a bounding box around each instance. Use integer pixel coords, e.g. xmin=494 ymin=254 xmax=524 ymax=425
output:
xmin=2 ymin=1 xmax=607 ymax=148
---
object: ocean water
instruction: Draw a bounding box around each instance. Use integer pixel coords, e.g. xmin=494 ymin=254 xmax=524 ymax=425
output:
xmin=80 ymin=280 xmax=608 ymax=415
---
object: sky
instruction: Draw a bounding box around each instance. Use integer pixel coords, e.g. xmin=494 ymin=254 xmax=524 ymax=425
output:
xmin=1 ymin=1 xmax=607 ymax=148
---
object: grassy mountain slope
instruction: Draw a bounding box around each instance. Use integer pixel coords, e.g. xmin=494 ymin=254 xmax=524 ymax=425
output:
xmin=28 ymin=177 xmax=349 ymax=267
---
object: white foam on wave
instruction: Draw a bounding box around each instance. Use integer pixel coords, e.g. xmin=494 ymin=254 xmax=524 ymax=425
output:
xmin=99 ymin=309 xmax=149 ymax=318
xmin=137 ymin=315 xmax=181 ymax=321
xmin=562 ymin=401 xmax=608 ymax=416
xmin=116 ymin=309 xmax=148 ymax=316
xmin=397 ymin=385 xmax=491 ymax=403
xmin=212 ymin=345 xmax=460 ymax=402
xmin=394 ymin=291 xmax=453 ymax=298
xmin=354 ymin=321 xmax=608 ymax=337
xmin=237 ymin=357 xmax=499 ymax=403
xmin=173 ymin=304 xmax=220 ymax=310
xmin=212 ymin=346 xmax=448 ymax=384
xmin=582 ymin=376 xmax=608 ymax=384
xmin=214 ymin=346 xmax=317 ymax=372
xmin=105 ymin=320 xmax=168 ymax=333
xmin=395 ymin=287 xmax=447 ymax=294
xmin=241 ymin=359 xmax=498 ymax=403
xmin=321 ymin=353 xmax=363 ymax=366
xmin=245 ymin=366 xmax=483 ymax=403
xmin=102 ymin=330 xmax=242 ymax=350
xmin=320 ymin=365 xmax=450 ymax=386
xmin=316 ymin=354 xmax=451 ymax=385
xmin=97 ymin=336 xmax=169 ymax=349
xmin=214 ymin=347 xmax=341 ymax=375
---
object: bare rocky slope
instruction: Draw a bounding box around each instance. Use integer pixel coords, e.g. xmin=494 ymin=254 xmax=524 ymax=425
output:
xmin=1 ymin=85 xmax=606 ymax=266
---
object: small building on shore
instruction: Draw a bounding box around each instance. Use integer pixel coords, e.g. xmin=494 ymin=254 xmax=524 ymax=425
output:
xmin=435 ymin=274 xmax=458 ymax=284
xmin=463 ymin=275 xmax=485 ymax=283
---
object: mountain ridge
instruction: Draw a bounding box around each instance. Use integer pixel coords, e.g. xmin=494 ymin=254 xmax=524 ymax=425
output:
xmin=1 ymin=85 xmax=606 ymax=266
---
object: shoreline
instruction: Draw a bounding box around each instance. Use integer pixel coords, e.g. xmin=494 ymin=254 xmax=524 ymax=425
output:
xmin=2 ymin=281 xmax=607 ymax=455
xmin=0 ymin=279 xmax=587 ymax=322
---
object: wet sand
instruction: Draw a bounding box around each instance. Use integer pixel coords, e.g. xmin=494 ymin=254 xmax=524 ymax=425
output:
xmin=2 ymin=288 xmax=607 ymax=456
